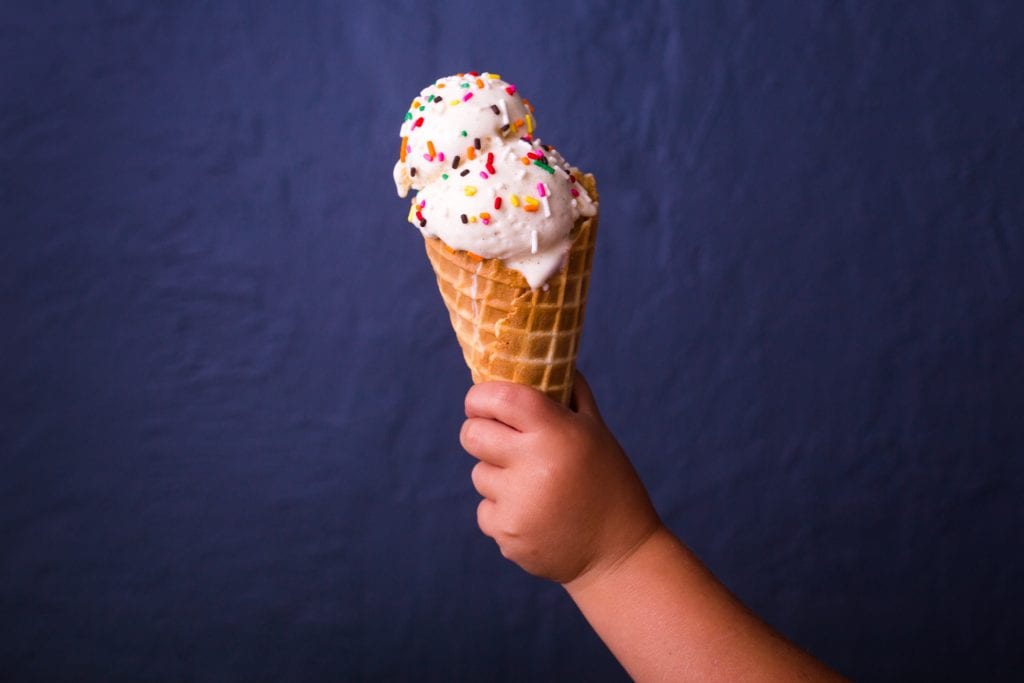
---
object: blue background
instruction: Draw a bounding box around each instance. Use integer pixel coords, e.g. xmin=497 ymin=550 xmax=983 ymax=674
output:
xmin=3 ymin=2 xmax=1023 ymax=680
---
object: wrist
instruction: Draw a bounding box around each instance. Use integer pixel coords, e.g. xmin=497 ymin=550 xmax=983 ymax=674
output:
xmin=563 ymin=520 xmax=672 ymax=594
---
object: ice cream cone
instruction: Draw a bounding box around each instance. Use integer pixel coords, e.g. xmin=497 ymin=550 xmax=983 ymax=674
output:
xmin=423 ymin=174 xmax=598 ymax=405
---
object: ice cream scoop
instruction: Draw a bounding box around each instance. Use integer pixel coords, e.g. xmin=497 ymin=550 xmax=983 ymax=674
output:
xmin=393 ymin=72 xmax=597 ymax=289
xmin=394 ymin=72 xmax=534 ymax=196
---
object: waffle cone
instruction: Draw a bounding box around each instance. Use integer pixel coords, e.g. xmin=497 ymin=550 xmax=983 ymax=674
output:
xmin=423 ymin=174 xmax=598 ymax=405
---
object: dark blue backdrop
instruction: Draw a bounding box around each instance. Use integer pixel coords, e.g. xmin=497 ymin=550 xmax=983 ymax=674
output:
xmin=3 ymin=2 xmax=1022 ymax=680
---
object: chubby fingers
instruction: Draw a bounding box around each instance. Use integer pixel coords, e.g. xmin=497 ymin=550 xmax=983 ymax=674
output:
xmin=465 ymin=381 xmax=565 ymax=432
xmin=460 ymin=417 xmax=519 ymax=467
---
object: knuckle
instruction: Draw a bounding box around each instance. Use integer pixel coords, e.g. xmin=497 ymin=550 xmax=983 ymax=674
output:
xmin=529 ymin=454 xmax=561 ymax=488
xmin=498 ymin=381 xmax=546 ymax=412
xmin=499 ymin=508 xmax=527 ymax=539
xmin=466 ymin=383 xmax=491 ymax=415
xmin=559 ymin=419 xmax=588 ymax=445
xmin=464 ymin=385 xmax=478 ymax=414
xmin=489 ymin=382 xmax=521 ymax=412
xmin=459 ymin=419 xmax=480 ymax=451
xmin=517 ymin=385 xmax=547 ymax=413
xmin=554 ymin=424 xmax=590 ymax=461
xmin=476 ymin=499 xmax=493 ymax=533
xmin=470 ymin=461 xmax=486 ymax=490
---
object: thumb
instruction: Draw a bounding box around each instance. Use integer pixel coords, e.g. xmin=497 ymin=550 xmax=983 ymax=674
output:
xmin=570 ymin=370 xmax=603 ymax=420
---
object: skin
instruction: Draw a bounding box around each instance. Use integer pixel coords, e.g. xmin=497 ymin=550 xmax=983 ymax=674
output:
xmin=461 ymin=373 xmax=847 ymax=682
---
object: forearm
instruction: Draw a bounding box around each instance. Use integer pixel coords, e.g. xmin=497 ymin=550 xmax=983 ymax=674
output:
xmin=563 ymin=526 xmax=845 ymax=682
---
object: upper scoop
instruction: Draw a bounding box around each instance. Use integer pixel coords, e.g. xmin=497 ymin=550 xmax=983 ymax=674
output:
xmin=394 ymin=72 xmax=536 ymax=197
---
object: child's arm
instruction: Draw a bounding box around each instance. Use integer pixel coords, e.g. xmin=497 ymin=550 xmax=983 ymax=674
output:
xmin=461 ymin=374 xmax=845 ymax=682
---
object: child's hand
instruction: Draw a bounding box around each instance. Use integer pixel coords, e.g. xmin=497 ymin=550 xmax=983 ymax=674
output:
xmin=460 ymin=372 xmax=662 ymax=584
xmin=461 ymin=373 xmax=845 ymax=680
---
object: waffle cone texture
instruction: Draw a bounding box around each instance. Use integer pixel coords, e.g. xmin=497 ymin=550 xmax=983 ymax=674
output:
xmin=423 ymin=174 xmax=598 ymax=405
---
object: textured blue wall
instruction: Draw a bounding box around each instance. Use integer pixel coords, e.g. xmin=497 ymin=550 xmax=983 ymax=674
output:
xmin=3 ymin=2 xmax=1023 ymax=680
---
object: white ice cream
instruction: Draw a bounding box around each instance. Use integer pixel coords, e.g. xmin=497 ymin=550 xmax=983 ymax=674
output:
xmin=394 ymin=72 xmax=597 ymax=289
xmin=394 ymin=72 xmax=535 ymax=196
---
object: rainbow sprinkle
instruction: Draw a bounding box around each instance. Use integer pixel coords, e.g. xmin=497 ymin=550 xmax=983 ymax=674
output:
xmin=533 ymin=160 xmax=555 ymax=174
